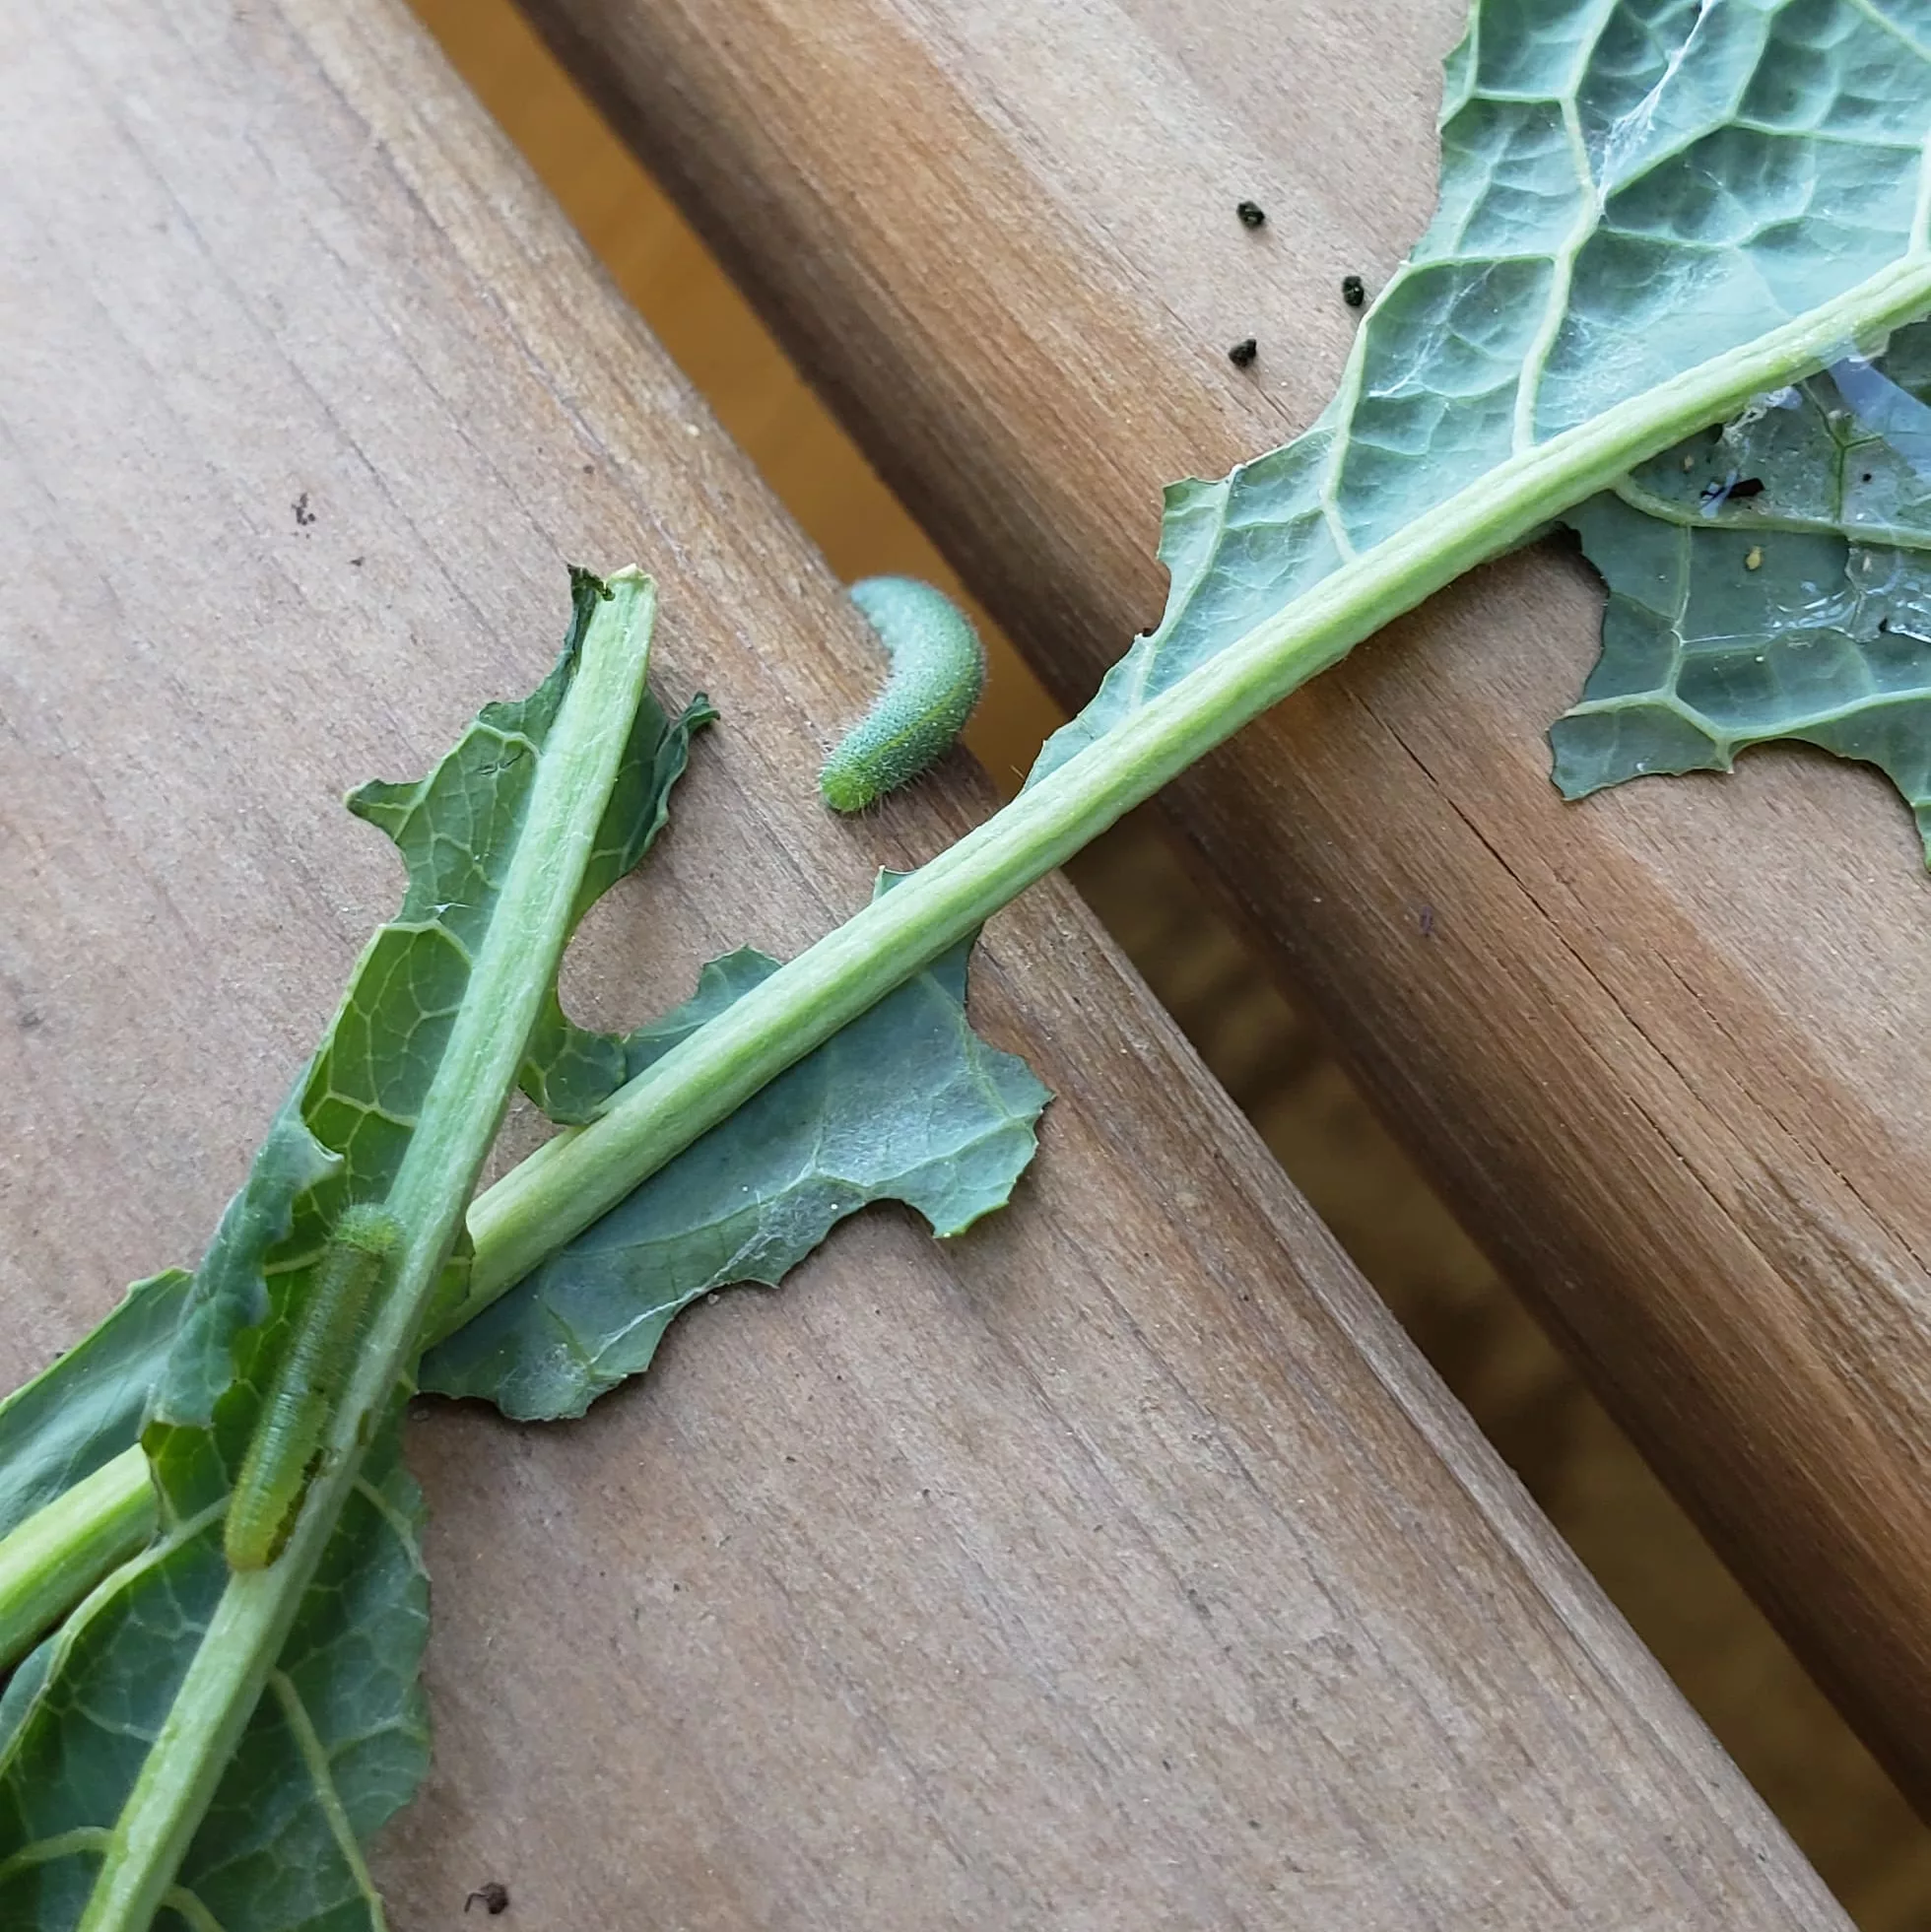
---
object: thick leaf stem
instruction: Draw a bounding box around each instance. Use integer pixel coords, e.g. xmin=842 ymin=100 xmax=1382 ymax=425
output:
xmin=456 ymin=252 xmax=1931 ymax=1314
xmin=0 ymin=1448 xmax=154 ymax=1668
xmin=73 ymin=573 xmax=658 ymax=1932
xmin=10 ymin=260 xmax=1931 ymax=1667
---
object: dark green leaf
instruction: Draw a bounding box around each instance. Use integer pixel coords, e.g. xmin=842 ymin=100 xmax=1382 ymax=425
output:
xmin=1032 ymin=0 xmax=1931 ymax=784
xmin=517 ymin=687 xmax=716 ymax=1124
xmin=153 ymin=1116 xmax=339 ymax=1433
xmin=0 ymin=571 xmax=681 ymax=1928
xmin=0 ymin=1413 xmax=427 ymax=1932
xmin=1556 ymin=324 xmax=1931 ymax=851
xmin=423 ymin=914 xmax=1048 ymax=1421
xmin=0 ymin=1274 xmax=187 ymax=1544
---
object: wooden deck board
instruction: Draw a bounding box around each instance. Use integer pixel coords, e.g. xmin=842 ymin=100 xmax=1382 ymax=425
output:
xmin=0 ymin=0 xmax=1849 ymax=1921
xmin=523 ymin=0 xmax=1931 ymax=1809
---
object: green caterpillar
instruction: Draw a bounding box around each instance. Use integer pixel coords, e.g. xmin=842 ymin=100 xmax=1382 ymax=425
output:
xmin=224 ymin=1203 xmax=402 ymax=1572
xmin=820 ymin=576 xmax=986 ymax=813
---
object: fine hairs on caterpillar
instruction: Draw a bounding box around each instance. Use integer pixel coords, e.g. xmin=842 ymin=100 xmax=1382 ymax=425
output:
xmin=224 ymin=1203 xmax=403 ymax=1572
xmin=820 ymin=577 xmax=986 ymax=813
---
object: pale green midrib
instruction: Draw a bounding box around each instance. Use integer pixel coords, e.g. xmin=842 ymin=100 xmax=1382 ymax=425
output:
xmin=159 ymin=1886 xmax=227 ymax=1932
xmin=0 ymin=1446 xmax=154 ymax=1674
xmin=13 ymin=249 xmax=1931 ymax=1717
xmin=0 ymin=1485 xmax=224 ymax=1710
xmin=1511 ymin=0 xmax=1623 ymax=455
xmin=0 ymin=1828 xmax=110 ymax=1879
xmin=69 ymin=573 xmax=657 ymax=1932
xmin=455 ymin=247 xmax=1931 ymax=1324
xmin=350 ymin=1471 xmax=425 ymax=1558
xmin=0 ymin=1448 xmax=160 ymax=1667
xmin=1842 ymin=0 xmax=1931 ymax=65
xmin=269 ymin=1670 xmax=389 ymax=1924
xmin=1567 ymin=676 xmax=1931 ymax=737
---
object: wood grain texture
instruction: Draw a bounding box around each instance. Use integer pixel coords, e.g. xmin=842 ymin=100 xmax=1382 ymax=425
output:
xmin=388 ymin=11 xmax=1931 ymax=1908
xmin=0 ymin=0 xmax=1849 ymax=1923
xmin=518 ymin=0 xmax=1931 ymax=1808
xmin=419 ymin=0 xmax=1077 ymax=802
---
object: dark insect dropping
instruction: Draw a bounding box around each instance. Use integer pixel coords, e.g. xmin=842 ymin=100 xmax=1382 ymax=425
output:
xmin=1235 ymin=199 xmax=1267 ymax=229
xmin=465 ymin=1883 xmax=510 ymax=1916
xmin=1341 ymin=274 xmax=1365 ymax=308
xmin=1700 ymin=472 xmax=1765 ymax=509
xmin=1228 ymin=337 xmax=1258 ymax=368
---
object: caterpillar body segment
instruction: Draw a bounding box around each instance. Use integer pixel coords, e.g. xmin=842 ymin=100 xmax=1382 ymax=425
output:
xmin=224 ymin=1204 xmax=402 ymax=1572
xmin=820 ymin=577 xmax=986 ymax=813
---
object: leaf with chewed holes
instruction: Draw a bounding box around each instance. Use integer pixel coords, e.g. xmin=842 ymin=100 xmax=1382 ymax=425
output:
xmin=1033 ymin=0 xmax=1931 ymax=790
xmin=1555 ymin=322 xmax=1931 ymax=853
xmin=0 ymin=570 xmax=684 ymax=1930
xmin=426 ymin=880 xmax=1047 ymax=1422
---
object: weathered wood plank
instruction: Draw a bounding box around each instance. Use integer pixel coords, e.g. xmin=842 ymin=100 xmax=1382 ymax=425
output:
xmin=0 ymin=0 xmax=1846 ymax=1922
xmin=520 ymin=0 xmax=1931 ymax=1806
